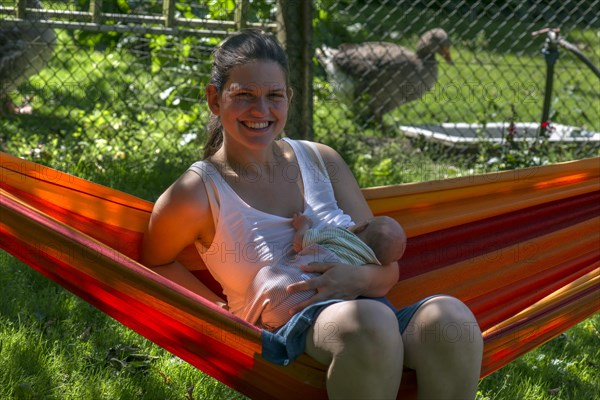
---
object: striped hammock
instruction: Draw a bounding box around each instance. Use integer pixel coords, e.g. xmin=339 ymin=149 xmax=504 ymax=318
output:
xmin=1 ymin=151 xmax=598 ymax=399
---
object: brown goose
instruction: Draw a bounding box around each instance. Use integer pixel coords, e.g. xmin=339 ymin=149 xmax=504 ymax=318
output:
xmin=317 ymin=28 xmax=452 ymax=127
xmin=0 ymin=0 xmax=56 ymax=114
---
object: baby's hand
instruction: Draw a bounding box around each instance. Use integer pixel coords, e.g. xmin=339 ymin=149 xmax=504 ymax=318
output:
xmin=292 ymin=213 xmax=311 ymax=252
xmin=292 ymin=213 xmax=308 ymax=230
xmin=293 ymin=234 xmax=303 ymax=253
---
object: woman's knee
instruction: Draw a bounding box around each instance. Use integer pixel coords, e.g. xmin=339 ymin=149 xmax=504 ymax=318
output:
xmin=402 ymin=296 xmax=483 ymax=372
xmin=305 ymin=301 xmax=404 ymax=397
xmin=436 ymin=296 xmax=477 ymax=323
xmin=402 ymin=296 xmax=483 ymax=398
xmin=343 ymin=300 xmax=401 ymax=345
xmin=404 ymin=296 xmax=481 ymax=346
xmin=308 ymin=300 xmax=402 ymax=362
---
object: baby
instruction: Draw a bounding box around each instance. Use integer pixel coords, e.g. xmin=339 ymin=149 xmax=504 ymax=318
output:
xmin=292 ymin=213 xmax=406 ymax=266
xmin=242 ymin=214 xmax=406 ymax=330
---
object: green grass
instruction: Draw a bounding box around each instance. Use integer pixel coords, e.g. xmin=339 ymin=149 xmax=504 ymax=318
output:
xmin=1 ymin=251 xmax=598 ymax=399
xmin=0 ymin=251 xmax=245 ymax=400
xmin=314 ymin=1 xmax=600 ymax=135
xmin=477 ymin=316 xmax=600 ymax=400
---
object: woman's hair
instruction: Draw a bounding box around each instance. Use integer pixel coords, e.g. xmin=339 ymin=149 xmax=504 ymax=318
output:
xmin=203 ymin=29 xmax=290 ymax=159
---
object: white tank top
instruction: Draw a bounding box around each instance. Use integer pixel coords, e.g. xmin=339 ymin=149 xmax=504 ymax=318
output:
xmin=188 ymin=139 xmax=353 ymax=320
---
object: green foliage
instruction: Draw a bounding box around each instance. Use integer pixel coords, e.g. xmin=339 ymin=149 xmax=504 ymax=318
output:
xmin=470 ymin=104 xmax=600 ymax=171
xmin=205 ymin=0 xmax=236 ymax=20
xmin=69 ymin=0 xmax=132 ymax=49
xmin=0 ymin=253 xmax=247 ymax=399
xmin=313 ymin=2 xmax=367 ymax=48
xmin=1 ymin=30 xmax=208 ymax=200
xmin=477 ymin=314 xmax=600 ymax=400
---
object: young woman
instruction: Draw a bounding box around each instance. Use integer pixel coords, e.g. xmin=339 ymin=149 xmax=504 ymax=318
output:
xmin=142 ymin=29 xmax=483 ymax=399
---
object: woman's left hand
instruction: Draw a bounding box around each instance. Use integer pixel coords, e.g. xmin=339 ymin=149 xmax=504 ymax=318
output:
xmin=286 ymin=261 xmax=394 ymax=314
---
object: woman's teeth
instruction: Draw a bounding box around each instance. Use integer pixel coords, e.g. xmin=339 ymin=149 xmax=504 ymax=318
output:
xmin=244 ymin=121 xmax=269 ymax=129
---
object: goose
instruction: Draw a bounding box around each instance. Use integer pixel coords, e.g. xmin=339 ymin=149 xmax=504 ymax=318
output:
xmin=0 ymin=0 xmax=56 ymax=114
xmin=317 ymin=28 xmax=452 ymax=128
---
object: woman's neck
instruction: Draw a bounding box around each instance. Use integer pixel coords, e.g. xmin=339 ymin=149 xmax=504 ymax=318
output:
xmin=210 ymin=139 xmax=287 ymax=180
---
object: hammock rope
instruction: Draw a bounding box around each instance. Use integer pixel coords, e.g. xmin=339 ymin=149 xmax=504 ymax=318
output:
xmin=1 ymin=151 xmax=598 ymax=399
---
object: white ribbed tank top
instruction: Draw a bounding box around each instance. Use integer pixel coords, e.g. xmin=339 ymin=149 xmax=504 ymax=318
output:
xmin=188 ymin=139 xmax=353 ymax=325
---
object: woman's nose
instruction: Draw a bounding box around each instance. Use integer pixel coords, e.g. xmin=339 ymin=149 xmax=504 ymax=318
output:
xmin=250 ymin=96 xmax=268 ymax=115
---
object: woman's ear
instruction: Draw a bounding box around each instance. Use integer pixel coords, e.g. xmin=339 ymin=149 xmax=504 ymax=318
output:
xmin=287 ymin=87 xmax=293 ymax=104
xmin=206 ymin=84 xmax=220 ymax=115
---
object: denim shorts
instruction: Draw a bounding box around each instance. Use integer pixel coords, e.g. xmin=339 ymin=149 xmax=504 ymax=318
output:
xmin=261 ymin=296 xmax=437 ymax=366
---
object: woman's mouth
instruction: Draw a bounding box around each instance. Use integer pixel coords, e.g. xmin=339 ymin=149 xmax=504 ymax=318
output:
xmin=243 ymin=121 xmax=271 ymax=129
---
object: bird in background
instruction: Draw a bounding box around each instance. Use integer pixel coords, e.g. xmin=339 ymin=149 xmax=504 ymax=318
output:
xmin=316 ymin=28 xmax=452 ymax=129
xmin=0 ymin=0 xmax=56 ymax=114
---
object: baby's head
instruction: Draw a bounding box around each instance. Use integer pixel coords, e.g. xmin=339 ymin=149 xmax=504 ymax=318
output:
xmin=350 ymin=216 xmax=406 ymax=264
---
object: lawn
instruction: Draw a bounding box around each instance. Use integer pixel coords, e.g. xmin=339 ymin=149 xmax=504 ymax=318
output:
xmin=1 ymin=251 xmax=598 ymax=399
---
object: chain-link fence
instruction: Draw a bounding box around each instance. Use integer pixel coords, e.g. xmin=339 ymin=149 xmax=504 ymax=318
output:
xmin=313 ymin=0 xmax=599 ymax=167
xmin=1 ymin=0 xmax=598 ymax=190
xmin=0 ymin=0 xmax=278 ymax=186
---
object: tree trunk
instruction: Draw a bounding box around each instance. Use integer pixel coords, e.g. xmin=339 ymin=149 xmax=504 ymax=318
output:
xmin=276 ymin=0 xmax=313 ymax=140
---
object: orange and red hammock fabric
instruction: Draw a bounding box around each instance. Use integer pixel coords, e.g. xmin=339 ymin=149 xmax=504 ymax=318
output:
xmin=1 ymin=151 xmax=598 ymax=399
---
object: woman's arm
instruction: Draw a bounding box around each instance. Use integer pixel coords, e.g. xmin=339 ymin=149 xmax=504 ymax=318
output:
xmin=142 ymin=170 xmax=223 ymax=303
xmin=318 ymin=143 xmax=375 ymax=222
xmin=286 ymin=143 xmax=400 ymax=311
xmin=153 ymin=261 xmax=226 ymax=306
xmin=142 ymin=171 xmax=212 ymax=265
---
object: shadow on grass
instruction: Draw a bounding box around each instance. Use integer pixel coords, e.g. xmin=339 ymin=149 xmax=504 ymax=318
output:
xmin=0 ymin=252 xmax=206 ymax=399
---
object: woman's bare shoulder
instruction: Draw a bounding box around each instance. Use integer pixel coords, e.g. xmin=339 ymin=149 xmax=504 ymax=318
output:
xmin=310 ymin=142 xmax=373 ymax=221
xmin=310 ymin=142 xmax=352 ymax=181
xmin=303 ymin=141 xmax=346 ymax=172
xmin=311 ymin=141 xmax=340 ymax=160
xmin=155 ymin=169 xmax=211 ymax=216
xmin=143 ymin=169 xmax=214 ymax=266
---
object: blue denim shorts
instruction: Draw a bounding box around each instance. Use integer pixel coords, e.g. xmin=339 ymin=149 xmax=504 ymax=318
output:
xmin=261 ymin=296 xmax=437 ymax=366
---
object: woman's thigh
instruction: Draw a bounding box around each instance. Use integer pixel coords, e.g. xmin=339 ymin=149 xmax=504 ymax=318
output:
xmin=304 ymin=298 xmax=402 ymax=365
xmin=401 ymin=295 xmax=481 ymax=369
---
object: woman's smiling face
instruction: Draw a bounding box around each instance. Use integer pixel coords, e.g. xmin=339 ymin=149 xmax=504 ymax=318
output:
xmin=208 ymin=60 xmax=292 ymax=151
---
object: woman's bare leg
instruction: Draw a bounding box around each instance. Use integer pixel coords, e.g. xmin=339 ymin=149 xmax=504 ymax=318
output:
xmin=305 ymin=299 xmax=403 ymax=399
xmin=402 ymin=296 xmax=483 ymax=400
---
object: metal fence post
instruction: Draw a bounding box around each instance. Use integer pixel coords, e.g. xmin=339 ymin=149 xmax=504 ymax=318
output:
xmin=90 ymin=0 xmax=102 ymax=25
xmin=276 ymin=0 xmax=314 ymax=140
xmin=163 ymin=0 xmax=175 ymax=28
xmin=540 ymin=30 xmax=560 ymax=137
xmin=235 ymin=0 xmax=249 ymax=31
xmin=16 ymin=0 xmax=26 ymax=19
